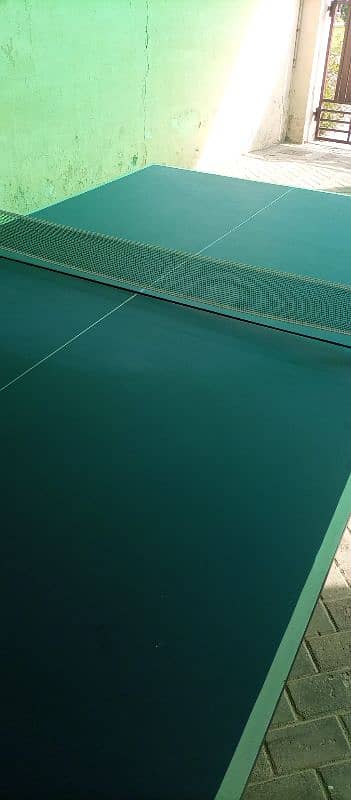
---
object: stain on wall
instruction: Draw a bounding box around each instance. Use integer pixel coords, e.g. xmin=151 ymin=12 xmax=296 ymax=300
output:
xmin=0 ymin=0 xmax=300 ymax=212
xmin=287 ymin=0 xmax=327 ymax=144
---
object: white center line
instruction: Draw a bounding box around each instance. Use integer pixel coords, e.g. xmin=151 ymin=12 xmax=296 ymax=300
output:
xmin=197 ymin=187 xmax=294 ymax=256
xmin=0 ymin=293 xmax=136 ymax=393
xmin=0 ymin=186 xmax=294 ymax=393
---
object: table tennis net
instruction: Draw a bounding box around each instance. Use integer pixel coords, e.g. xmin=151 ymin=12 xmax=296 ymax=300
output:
xmin=1 ymin=207 xmax=351 ymax=337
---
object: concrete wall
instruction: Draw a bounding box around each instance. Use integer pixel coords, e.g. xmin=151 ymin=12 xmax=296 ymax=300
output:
xmin=1 ymin=0 xmax=300 ymax=212
xmin=287 ymin=0 xmax=329 ymax=143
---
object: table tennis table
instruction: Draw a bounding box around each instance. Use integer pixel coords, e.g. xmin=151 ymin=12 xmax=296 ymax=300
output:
xmin=1 ymin=165 xmax=351 ymax=800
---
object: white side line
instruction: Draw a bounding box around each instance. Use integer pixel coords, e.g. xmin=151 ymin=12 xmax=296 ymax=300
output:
xmin=0 ymin=186 xmax=294 ymax=393
xmin=0 ymin=293 xmax=136 ymax=393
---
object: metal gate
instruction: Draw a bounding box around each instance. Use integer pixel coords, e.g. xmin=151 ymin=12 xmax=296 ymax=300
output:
xmin=315 ymin=0 xmax=351 ymax=143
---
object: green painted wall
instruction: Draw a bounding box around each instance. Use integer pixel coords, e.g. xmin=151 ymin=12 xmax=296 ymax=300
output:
xmin=0 ymin=0 xmax=299 ymax=212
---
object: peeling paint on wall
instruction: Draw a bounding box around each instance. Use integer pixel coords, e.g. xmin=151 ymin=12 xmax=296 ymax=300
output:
xmin=1 ymin=38 xmax=16 ymax=66
xmin=142 ymin=0 xmax=150 ymax=165
xmin=1 ymin=0 xmax=300 ymax=212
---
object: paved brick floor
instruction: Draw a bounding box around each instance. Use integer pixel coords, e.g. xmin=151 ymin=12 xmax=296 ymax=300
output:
xmin=243 ymin=523 xmax=351 ymax=799
xmin=236 ymin=142 xmax=351 ymax=799
xmin=220 ymin=141 xmax=351 ymax=194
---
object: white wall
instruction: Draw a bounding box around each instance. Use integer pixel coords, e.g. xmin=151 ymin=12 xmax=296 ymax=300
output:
xmin=197 ymin=0 xmax=301 ymax=174
xmin=287 ymin=0 xmax=330 ymax=143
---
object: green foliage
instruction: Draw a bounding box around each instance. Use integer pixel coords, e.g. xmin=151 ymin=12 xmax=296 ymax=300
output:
xmin=325 ymin=26 xmax=344 ymax=99
xmin=340 ymin=5 xmax=350 ymax=23
xmin=320 ymin=11 xmax=349 ymax=137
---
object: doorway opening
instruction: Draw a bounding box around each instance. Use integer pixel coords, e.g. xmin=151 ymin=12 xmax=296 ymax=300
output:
xmin=315 ymin=0 xmax=351 ymax=143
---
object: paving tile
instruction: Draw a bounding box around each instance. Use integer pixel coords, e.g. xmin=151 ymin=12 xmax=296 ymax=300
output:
xmin=341 ymin=713 xmax=351 ymax=737
xmin=325 ymin=599 xmax=351 ymax=631
xmin=305 ymin=600 xmax=335 ymax=639
xmin=248 ymin=747 xmax=273 ymax=784
xmin=308 ymin=631 xmax=351 ymax=671
xmin=320 ymin=762 xmax=351 ymax=800
xmin=270 ymin=690 xmax=296 ymax=727
xmin=321 ymin=562 xmax=351 ymax=602
xmin=266 ymin=717 xmax=350 ymax=774
xmin=230 ymin=143 xmax=351 ymax=194
xmin=242 ymin=771 xmax=326 ymax=800
xmin=288 ymin=669 xmax=351 ymax=718
xmin=288 ymin=641 xmax=318 ymax=680
xmin=335 ymin=530 xmax=351 ymax=587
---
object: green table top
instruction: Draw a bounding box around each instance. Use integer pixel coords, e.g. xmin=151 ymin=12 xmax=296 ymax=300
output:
xmin=1 ymin=166 xmax=351 ymax=800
